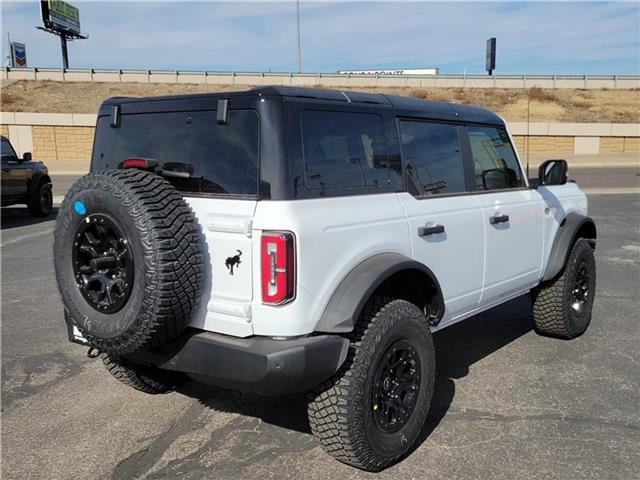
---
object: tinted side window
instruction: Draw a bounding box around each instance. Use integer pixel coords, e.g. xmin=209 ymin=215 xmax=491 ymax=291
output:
xmin=301 ymin=111 xmax=389 ymax=191
xmin=467 ymin=126 xmax=524 ymax=190
xmin=92 ymin=110 xmax=259 ymax=196
xmin=1 ymin=138 xmax=17 ymax=160
xmin=399 ymin=120 xmax=466 ymax=196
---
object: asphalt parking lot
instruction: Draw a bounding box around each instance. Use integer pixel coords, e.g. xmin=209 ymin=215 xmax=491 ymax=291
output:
xmin=1 ymin=194 xmax=639 ymax=480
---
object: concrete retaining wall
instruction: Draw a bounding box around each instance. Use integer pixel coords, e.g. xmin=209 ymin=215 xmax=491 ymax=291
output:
xmin=3 ymin=67 xmax=639 ymax=90
xmin=1 ymin=112 xmax=638 ymax=174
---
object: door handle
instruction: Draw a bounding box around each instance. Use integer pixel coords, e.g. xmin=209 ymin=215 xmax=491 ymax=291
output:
xmin=418 ymin=224 xmax=445 ymax=236
xmin=490 ymin=213 xmax=510 ymax=224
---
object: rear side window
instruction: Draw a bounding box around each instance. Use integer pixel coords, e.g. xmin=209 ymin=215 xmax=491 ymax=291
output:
xmin=1 ymin=138 xmax=17 ymax=160
xmin=468 ymin=126 xmax=524 ymax=190
xmin=399 ymin=120 xmax=466 ymax=196
xmin=92 ymin=110 xmax=259 ymax=196
xmin=301 ymin=111 xmax=389 ymax=191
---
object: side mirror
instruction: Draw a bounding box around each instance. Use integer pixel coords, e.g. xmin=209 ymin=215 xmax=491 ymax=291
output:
xmin=538 ymin=159 xmax=568 ymax=186
xmin=22 ymin=152 xmax=32 ymax=162
xmin=482 ymin=169 xmax=510 ymax=190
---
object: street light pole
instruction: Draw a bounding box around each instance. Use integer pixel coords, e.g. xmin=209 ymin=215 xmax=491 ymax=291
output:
xmin=296 ymin=0 xmax=302 ymax=73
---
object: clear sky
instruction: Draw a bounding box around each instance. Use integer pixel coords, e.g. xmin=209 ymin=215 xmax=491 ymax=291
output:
xmin=1 ymin=1 xmax=639 ymax=75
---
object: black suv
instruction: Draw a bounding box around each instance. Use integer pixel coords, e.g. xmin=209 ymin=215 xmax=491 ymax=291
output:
xmin=1 ymin=135 xmax=53 ymax=217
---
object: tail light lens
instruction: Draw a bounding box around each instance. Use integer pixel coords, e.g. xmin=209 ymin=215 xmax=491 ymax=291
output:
xmin=261 ymin=231 xmax=295 ymax=305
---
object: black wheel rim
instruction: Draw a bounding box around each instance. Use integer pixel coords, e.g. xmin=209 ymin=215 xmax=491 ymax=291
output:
xmin=40 ymin=185 xmax=52 ymax=213
xmin=72 ymin=214 xmax=134 ymax=313
xmin=571 ymin=263 xmax=590 ymax=314
xmin=371 ymin=339 xmax=421 ymax=433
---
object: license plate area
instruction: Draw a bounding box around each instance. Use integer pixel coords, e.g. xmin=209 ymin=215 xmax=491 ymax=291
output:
xmin=65 ymin=310 xmax=90 ymax=346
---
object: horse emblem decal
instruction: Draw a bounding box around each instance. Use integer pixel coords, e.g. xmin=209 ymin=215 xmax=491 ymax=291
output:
xmin=225 ymin=250 xmax=242 ymax=275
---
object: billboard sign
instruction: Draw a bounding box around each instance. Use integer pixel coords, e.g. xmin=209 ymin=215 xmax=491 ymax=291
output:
xmin=41 ymin=0 xmax=81 ymax=35
xmin=10 ymin=42 xmax=27 ymax=67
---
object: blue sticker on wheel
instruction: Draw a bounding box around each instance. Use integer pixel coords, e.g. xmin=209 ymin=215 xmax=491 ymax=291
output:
xmin=73 ymin=200 xmax=87 ymax=216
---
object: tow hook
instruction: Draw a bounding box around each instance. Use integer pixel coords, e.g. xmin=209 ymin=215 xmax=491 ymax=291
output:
xmin=87 ymin=347 xmax=101 ymax=359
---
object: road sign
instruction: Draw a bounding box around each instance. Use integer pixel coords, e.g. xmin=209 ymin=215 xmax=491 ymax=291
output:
xmin=10 ymin=42 xmax=27 ymax=67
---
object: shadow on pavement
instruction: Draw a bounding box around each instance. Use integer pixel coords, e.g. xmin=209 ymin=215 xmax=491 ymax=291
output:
xmin=1 ymin=207 xmax=58 ymax=230
xmin=409 ymin=295 xmax=533 ymax=456
xmin=179 ymin=295 xmax=534 ymax=447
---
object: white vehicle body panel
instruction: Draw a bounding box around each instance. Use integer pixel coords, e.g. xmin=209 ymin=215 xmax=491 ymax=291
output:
xmin=397 ymin=193 xmax=484 ymax=322
xmin=184 ymin=182 xmax=588 ymax=338
xmin=251 ymin=193 xmax=411 ymax=336
xmin=476 ymin=189 xmax=545 ymax=305
xmin=536 ymin=183 xmax=589 ymax=273
xmin=185 ymin=197 xmax=257 ymax=337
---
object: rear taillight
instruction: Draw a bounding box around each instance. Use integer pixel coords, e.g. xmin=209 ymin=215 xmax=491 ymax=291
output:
xmin=261 ymin=231 xmax=295 ymax=305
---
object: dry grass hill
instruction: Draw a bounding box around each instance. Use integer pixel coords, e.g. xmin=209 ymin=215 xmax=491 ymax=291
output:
xmin=1 ymin=80 xmax=639 ymax=123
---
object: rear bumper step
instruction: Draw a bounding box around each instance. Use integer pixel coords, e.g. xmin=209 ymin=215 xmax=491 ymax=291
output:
xmin=125 ymin=329 xmax=350 ymax=396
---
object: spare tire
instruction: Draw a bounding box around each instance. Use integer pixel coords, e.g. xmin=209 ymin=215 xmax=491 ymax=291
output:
xmin=54 ymin=169 xmax=204 ymax=355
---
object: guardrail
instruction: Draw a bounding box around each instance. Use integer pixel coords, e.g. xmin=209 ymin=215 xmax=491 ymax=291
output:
xmin=2 ymin=67 xmax=639 ymax=89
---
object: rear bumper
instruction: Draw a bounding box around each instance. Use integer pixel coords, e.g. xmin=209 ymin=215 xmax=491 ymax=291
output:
xmin=125 ymin=329 xmax=350 ymax=396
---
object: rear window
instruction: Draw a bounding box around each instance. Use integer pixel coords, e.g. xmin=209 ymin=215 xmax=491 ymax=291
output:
xmin=300 ymin=111 xmax=389 ymax=191
xmin=92 ymin=109 xmax=259 ymax=196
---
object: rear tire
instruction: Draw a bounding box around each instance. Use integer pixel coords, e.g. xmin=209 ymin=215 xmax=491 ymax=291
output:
xmin=307 ymin=298 xmax=435 ymax=472
xmin=532 ymin=238 xmax=596 ymax=339
xmin=27 ymin=181 xmax=53 ymax=217
xmin=101 ymin=354 xmax=186 ymax=394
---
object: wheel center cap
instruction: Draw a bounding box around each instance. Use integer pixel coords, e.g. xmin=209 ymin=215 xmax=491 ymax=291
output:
xmin=383 ymin=377 xmax=392 ymax=391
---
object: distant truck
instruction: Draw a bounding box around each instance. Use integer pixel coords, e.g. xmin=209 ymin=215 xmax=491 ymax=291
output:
xmin=337 ymin=67 xmax=439 ymax=75
xmin=1 ymin=135 xmax=53 ymax=217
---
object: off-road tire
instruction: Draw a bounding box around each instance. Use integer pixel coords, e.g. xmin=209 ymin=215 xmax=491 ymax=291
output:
xmin=532 ymin=238 xmax=596 ymax=339
xmin=54 ymin=169 xmax=204 ymax=355
xmin=27 ymin=181 xmax=53 ymax=217
xmin=101 ymin=353 xmax=186 ymax=394
xmin=307 ymin=298 xmax=435 ymax=472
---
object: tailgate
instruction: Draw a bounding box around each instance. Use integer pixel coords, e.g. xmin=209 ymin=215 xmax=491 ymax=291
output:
xmin=185 ymin=197 xmax=257 ymax=337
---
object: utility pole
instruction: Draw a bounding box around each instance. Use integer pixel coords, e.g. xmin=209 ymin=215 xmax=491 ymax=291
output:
xmin=7 ymin=32 xmax=13 ymax=67
xmin=296 ymin=0 xmax=302 ymax=73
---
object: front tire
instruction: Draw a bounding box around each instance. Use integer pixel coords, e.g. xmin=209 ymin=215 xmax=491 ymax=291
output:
xmin=308 ymin=298 xmax=435 ymax=472
xmin=27 ymin=181 xmax=53 ymax=217
xmin=532 ymin=238 xmax=596 ymax=339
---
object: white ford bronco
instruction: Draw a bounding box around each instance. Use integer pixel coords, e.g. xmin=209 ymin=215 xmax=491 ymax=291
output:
xmin=54 ymin=86 xmax=596 ymax=471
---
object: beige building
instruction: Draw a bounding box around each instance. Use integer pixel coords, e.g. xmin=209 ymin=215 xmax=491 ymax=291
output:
xmin=1 ymin=112 xmax=638 ymax=174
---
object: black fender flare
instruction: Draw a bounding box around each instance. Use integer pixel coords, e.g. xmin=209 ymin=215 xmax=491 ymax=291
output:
xmin=315 ymin=252 xmax=445 ymax=333
xmin=543 ymin=212 xmax=596 ymax=281
xmin=27 ymin=171 xmax=52 ymax=196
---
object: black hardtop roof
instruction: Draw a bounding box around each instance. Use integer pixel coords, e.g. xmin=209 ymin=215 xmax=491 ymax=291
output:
xmin=99 ymin=86 xmax=503 ymax=125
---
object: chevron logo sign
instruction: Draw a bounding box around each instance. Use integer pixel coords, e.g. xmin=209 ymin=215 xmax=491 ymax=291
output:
xmin=11 ymin=42 xmax=27 ymax=67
